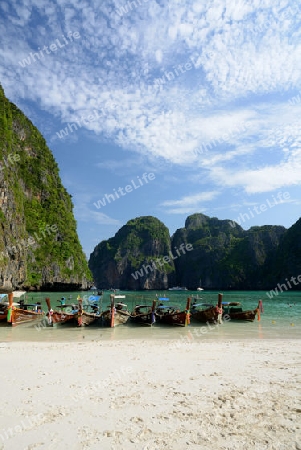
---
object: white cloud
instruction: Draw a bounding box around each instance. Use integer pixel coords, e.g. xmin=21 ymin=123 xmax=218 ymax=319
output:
xmin=165 ymin=206 xmax=208 ymax=215
xmin=211 ymin=152 xmax=301 ymax=194
xmin=77 ymin=208 xmax=121 ymax=226
xmin=161 ymin=191 xmax=219 ymax=214
xmin=1 ymin=0 xmax=301 ymax=197
xmin=74 ymin=202 xmax=121 ymax=226
xmin=63 ymin=190 xmax=121 ymax=226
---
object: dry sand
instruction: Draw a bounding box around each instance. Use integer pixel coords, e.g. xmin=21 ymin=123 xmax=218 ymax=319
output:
xmin=0 ymin=338 xmax=300 ymax=450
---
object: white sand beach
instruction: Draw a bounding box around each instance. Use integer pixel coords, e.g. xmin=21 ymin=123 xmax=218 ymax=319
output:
xmin=0 ymin=339 xmax=300 ymax=450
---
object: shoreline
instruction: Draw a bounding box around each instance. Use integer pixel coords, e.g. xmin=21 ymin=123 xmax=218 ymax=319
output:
xmin=1 ymin=336 xmax=300 ymax=346
xmin=0 ymin=313 xmax=300 ymax=343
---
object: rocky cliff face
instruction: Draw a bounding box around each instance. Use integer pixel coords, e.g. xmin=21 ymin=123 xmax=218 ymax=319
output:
xmin=0 ymin=85 xmax=92 ymax=291
xmin=89 ymin=213 xmax=299 ymax=290
xmin=172 ymin=214 xmax=286 ymax=289
xmin=89 ymin=216 xmax=176 ymax=290
xmin=265 ymin=217 xmax=301 ymax=288
xmin=172 ymin=213 xmax=244 ymax=289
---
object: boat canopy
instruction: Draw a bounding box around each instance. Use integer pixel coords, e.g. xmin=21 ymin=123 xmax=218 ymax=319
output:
xmin=57 ymin=303 xmax=78 ymax=308
xmin=19 ymin=303 xmax=41 ymax=307
xmin=158 ymin=298 xmax=169 ymax=301
xmin=222 ymin=302 xmax=241 ymax=306
xmin=0 ymin=300 xmax=19 ymax=306
xmin=13 ymin=291 xmax=27 ymax=298
xmin=157 ymin=305 xmax=176 ymax=309
xmin=88 ymin=295 xmax=100 ymax=302
xmin=192 ymin=303 xmax=213 ymax=308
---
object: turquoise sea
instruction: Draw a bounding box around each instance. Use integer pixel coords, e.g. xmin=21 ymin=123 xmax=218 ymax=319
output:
xmin=0 ymin=290 xmax=300 ymax=343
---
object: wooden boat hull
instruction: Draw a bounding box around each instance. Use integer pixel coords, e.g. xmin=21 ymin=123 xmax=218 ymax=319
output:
xmin=0 ymin=305 xmax=7 ymax=321
xmin=131 ymin=301 xmax=157 ymax=326
xmin=77 ymin=311 xmax=102 ymax=326
xmin=10 ymin=309 xmax=45 ymax=327
xmin=156 ymin=310 xmax=188 ymax=326
xmin=50 ymin=311 xmax=77 ymax=324
xmin=225 ymin=309 xmax=257 ymax=322
xmin=190 ymin=306 xmax=218 ymax=323
xmin=102 ymin=309 xmax=130 ymax=327
xmin=130 ymin=312 xmax=156 ymax=326
xmin=221 ymin=299 xmax=260 ymax=322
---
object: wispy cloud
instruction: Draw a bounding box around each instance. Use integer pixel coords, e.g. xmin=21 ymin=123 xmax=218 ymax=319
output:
xmin=68 ymin=192 xmax=121 ymax=226
xmin=1 ymin=0 xmax=301 ymax=200
xmin=215 ymin=159 xmax=301 ymax=194
xmin=161 ymin=191 xmax=219 ymax=214
xmin=75 ymin=204 xmax=121 ymax=226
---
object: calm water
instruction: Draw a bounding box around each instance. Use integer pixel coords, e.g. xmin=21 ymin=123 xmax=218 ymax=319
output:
xmin=0 ymin=290 xmax=300 ymax=343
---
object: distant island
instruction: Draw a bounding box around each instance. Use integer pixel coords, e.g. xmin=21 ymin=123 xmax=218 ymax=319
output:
xmin=89 ymin=213 xmax=301 ymax=291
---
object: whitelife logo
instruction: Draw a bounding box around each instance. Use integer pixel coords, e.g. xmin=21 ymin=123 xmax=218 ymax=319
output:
xmin=131 ymin=243 xmax=193 ymax=280
xmin=266 ymin=274 xmax=301 ymax=299
xmin=93 ymin=172 xmax=155 ymax=209
xmin=18 ymin=32 xmax=81 ymax=68
xmin=229 ymin=191 xmax=290 ymax=228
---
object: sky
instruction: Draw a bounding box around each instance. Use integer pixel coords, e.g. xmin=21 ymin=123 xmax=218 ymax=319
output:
xmin=1 ymin=0 xmax=301 ymax=258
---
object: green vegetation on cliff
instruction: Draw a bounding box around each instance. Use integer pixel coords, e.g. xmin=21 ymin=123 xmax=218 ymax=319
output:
xmin=89 ymin=213 xmax=299 ymax=290
xmin=268 ymin=217 xmax=301 ymax=282
xmin=0 ymin=85 xmax=92 ymax=291
xmin=89 ymin=216 xmax=175 ymax=290
xmin=172 ymin=214 xmax=287 ymax=289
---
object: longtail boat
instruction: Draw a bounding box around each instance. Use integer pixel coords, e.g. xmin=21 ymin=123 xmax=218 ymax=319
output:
xmin=190 ymin=293 xmax=223 ymax=323
xmin=0 ymin=294 xmax=9 ymax=322
xmin=155 ymin=297 xmax=191 ymax=326
xmin=190 ymin=303 xmax=219 ymax=323
xmin=130 ymin=300 xmax=156 ymax=326
xmin=77 ymin=297 xmax=102 ymax=326
xmin=48 ymin=297 xmax=78 ymax=324
xmin=102 ymin=294 xmax=130 ymax=327
xmin=222 ymin=300 xmax=262 ymax=322
xmin=7 ymin=292 xmax=44 ymax=327
xmin=0 ymin=303 xmax=7 ymax=322
xmin=1 ymin=292 xmax=28 ymax=323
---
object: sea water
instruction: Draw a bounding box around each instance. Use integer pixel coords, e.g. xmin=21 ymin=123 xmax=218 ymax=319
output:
xmin=0 ymin=290 xmax=300 ymax=343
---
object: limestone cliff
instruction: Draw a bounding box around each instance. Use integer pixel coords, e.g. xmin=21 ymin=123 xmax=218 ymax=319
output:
xmin=0 ymin=85 xmax=92 ymax=291
xmin=265 ymin=217 xmax=301 ymax=288
xmin=172 ymin=214 xmax=286 ymax=289
xmin=89 ymin=213 xmax=299 ymax=290
xmin=89 ymin=216 xmax=176 ymax=289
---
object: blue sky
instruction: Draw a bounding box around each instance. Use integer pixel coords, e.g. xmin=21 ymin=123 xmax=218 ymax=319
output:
xmin=1 ymin=0 xmax=301 ymax=257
